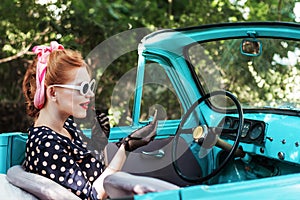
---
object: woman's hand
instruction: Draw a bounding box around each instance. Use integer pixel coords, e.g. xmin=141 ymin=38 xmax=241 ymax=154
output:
xmin=95 ymin=111 xmax=110 ymax=138
xmin=116 ymin=110 xmax=158 ymax=152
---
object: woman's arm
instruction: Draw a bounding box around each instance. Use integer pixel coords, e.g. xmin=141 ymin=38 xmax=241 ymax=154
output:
xmin=92 ymin=144 xmax=127 ymax=199
xmin=92 ymin=110 xmax=158 ymax=199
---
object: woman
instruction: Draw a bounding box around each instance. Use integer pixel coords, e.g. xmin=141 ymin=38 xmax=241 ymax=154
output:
xmin=22 ymin=41 xmax=157 ymax=199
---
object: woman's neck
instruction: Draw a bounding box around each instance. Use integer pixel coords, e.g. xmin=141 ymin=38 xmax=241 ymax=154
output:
xmin=35 ymin=108 xmax=72 ymax=139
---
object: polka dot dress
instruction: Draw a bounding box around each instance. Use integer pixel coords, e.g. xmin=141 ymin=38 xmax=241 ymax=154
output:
xmin=24 ymin=117 xmax=105 ymax=200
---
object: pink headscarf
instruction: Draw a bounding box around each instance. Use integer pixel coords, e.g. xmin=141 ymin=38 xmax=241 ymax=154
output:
xmin=32 ymin=41 xmax=64 ymax=109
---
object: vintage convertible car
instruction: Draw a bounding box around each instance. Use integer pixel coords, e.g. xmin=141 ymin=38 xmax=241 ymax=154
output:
xmin=1 ymin=22 xmax=300 ymax=199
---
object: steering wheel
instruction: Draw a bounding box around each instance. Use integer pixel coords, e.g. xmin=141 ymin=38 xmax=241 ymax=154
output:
xmin=172 ymin=90 xmax=244 ymax=183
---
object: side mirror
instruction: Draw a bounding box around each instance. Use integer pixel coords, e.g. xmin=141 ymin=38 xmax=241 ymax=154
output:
xmin=240 ymin=38 xmax=262 ymax=57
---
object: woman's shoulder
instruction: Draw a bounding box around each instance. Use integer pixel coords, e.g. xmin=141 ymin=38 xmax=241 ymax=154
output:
xmin=27 ymin=126 xmax=68 ymax=144
xmin=64 ymin=116 xmax=84 ymax=139
xmin=28 ymin=126 xmax=54 ymax=137
xmin=64 ymin=117 xmax=79 ymax=131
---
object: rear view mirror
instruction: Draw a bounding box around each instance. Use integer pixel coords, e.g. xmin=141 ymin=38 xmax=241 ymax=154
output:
xmin=240 ymin=38 xmax=262 ymax=57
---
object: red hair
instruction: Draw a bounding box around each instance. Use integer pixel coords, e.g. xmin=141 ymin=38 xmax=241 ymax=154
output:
xmin=23 ymin=49 xmax=87 ymax=119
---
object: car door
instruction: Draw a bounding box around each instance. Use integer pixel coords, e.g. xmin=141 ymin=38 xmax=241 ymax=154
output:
xmin=106 ymin=54 xmax=204 ymax=186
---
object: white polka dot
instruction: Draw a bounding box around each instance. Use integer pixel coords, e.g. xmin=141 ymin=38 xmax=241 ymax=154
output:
xmin=77 ymin=171 xmax=82 ymax=176
xmin=50 ymin=174 xmax=55 ymax=179
xmin=59 ymin=177 xmax=64 ymax=182
xmin=77 ymin=180 xmax=82 ymax=186
xmin=42 ymin=161 xmax=47 ymax=166
xmin=68 ymin=178 xmax=73 ymax=184
xmin=76 ymin=190 xmax=81 ymax=195
xmin=69 ymin=169 xmax=74 ymax=174
xmin=73 ymin=122 xmax=77 ymax=127
xmin=48 ymin=135 xmax=53 ymax=139
xmin=44 ymin=152 xmax=49 ymax=157
xmin=29 ymin=142 xmax=33 ymax=147
xmin=65 ymin=122 xmax=69 ymax=126
xmin=42 ymin=170 xmax=46 ymax=175
xmin=33 ymin=128 xmax=38 ymax=132
xmin=45 ymin=142 xmax=51 ymax=147
xmin=70 ymin=159 xmax=74 ymax=164
xmin=62 ymin=157 xmax=67 ymax=162
xmin=85 ymin=163 xmax=90 ymax=168
xmin=83 ymin=189 xmax=88 ymax=194
xmin=60 ymin=166 xmax=66 ymax=172
xmin=94 ymin=171 xmax=98 ymax=177
xmin=54 ymin=145 xmax=60 ymax=150
xmin=53 ymin=154 xmax=58 ymax=160
xmin=74 ymin=149 xmax=78 ymax=154
xmin=31 ymin=151 xmax=35 ymax=157
xmin=91 ymin=158 xmax=96 ymax=163
xmin=89 ymin=176 xmax=94 ymax=182
xmin=51 ymin=164 xmax=56 ymax=170
xmin=29 ymin=165 xmax=33 ymax=170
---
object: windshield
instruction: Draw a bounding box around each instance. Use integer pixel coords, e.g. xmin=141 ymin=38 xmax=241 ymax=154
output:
xmin=188 ymin=38 xmax=300 ymax=111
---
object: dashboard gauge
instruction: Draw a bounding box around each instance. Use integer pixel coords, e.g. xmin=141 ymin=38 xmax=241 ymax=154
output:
xmin=223 ymin=117 xmax=233 ymax=129
xmin=241 ymin=122 xmax=251 ymax=138
xmin=249 ymin=123 xmax=264 ymax=140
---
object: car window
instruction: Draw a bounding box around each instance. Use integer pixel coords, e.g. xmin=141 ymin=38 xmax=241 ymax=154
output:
xmin=139 ymin=61 xmax=182 ymax=122
xmin=188 ymin=38 xmax=300 ymax=111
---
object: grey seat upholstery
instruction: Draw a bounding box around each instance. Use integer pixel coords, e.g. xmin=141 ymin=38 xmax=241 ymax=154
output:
xmin=103 ymin=171 xmax=179 ymax=199
xmin=6 ymin=165 xmax=179 ymax=199
xmin=6 ymin=165 xmax=80 ymax=200
xmin=0 ymin=173 xmax=38 ymax=200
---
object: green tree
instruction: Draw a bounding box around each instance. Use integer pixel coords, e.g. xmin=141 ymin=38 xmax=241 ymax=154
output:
xmin=0 ymin=0 xmax=299 ymax=132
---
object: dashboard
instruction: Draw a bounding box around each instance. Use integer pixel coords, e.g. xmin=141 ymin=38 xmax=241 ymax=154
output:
xmin=220 ymin=116 xmax=266 ymax=146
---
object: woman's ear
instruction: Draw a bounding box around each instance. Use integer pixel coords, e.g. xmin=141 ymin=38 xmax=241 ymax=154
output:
xmin=47 ymin=86 xmax=57 ymax=101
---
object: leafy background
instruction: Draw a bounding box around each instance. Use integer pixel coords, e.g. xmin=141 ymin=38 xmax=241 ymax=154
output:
xmin=0 ymin=0 xmax=298 ymax=132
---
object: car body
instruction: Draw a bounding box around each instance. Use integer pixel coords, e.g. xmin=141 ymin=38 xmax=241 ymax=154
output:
xmin=2 ymin=22 xmax=300 ymax=199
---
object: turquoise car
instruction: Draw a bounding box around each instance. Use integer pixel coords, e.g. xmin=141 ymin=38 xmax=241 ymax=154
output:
xmin=2 ymin=22 xmax=300 ymax=199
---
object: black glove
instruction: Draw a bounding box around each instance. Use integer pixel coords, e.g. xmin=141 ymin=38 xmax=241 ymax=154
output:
xmin=116 ymin=110 xmax=158 ymax=152
xmin=90 ymin=110 xmax=110 ymax=155
xmin=95 ymin=109 xmax=110 ymax=139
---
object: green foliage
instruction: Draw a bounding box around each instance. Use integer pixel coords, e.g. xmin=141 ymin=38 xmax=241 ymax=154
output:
xmin=0 ymin=0 xmax=299 ymax=131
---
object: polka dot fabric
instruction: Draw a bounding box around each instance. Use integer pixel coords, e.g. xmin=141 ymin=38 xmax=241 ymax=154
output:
xmin=24 ymin=117 xmax=104 ymax=200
